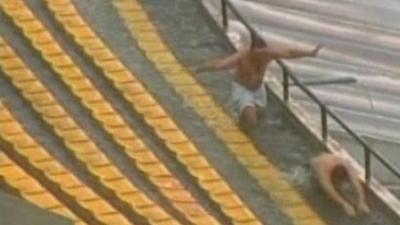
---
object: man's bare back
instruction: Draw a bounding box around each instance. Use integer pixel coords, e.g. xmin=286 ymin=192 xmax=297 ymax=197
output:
xmin=311 ymin=153 xmax=370 ymax=216
xmin=195 ymin=43 xmax=322 ymax=128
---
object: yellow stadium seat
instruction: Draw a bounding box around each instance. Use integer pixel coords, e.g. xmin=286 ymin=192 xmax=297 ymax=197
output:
xmin=154 ymin=130 xmax=187 ymax=143
xmin=63 ymin=186 xmax=98 ymax=201
xmin=78 ymin=89 xmax=104 ymax=103
xmin=88 ymin=48 xmax=114 ymax=61
xmin=49 ymin=5 xmax=76 ymax=17
xmin=0 ymin=121 xmax=22 ymax=135
xmin=24 ymin=192 xmax=60 ymax=209
xmin=104 ymin=70 xmax=132 ymax=83
xmin=175 ymin=202 xmax=208 ymax=216
xmin=54 ymin=66 xmax=82 ymax=80
xmin=191 ymin=168 xmax=221 ymax=182
xmin=46 ymin=117 xmax=76 ymax=130
xmin=113 ymin=0 xmax=141 ymax=11
xmin=135 ymin=105 xmax=166 ymax=119
xmin=222 ymin=207 xmax=255 ymax=222
xmin=136 ymin=163 xmax=170 ymax=177
xmin=124 ymin=11 xmax=148 ymax=22
xmin=65 ymin=141 xmax=98 ymax=154
xmin=68 ymin=26 xmax=95 ymax=39
xmin=149 ymin=177 xmax=182 ymax=189
xmin=28 ymin=93 xmax=55 ymax=106
xmin=47 ymin=0 xmax=70 ymax=6
xmin=57 ymin=16 xmax=85 ymax=27
xmin=115 ymin=136 xmax=145 ymax=150
xmin=68 ymin=78 xmax=93 ymax=91
xmin=57 ymin=129 xmax=88 ymax=142
xmin=6 ymin=177 xmax=44 ymax=194
xmin=33 ymin=161 xmax=67 ymax=175
xmin=212 ymin=194 xmax=243 ymax=208
xmin=163 ymin=189 xmax=194 ymax=203
xmin=120 ymin=192 xmax=153 ymax=207
xmin=137 ymin=41 xmax=167 ymax=52
xmin=88 ymin=102 xmax=114 ymax=115
xmin=0 ymin=46 xmax=13 ymax=58
xmin=40 ymin=105 xmax=66 ymax=118
xmin=100 ymin=214 xmax=131 ymax=225
xmin=75 ymin=152 xmax=110 ymax=167
xmin=136 ymin=32 xmax=160 ymax=42
xmin=138 ymin=205 xmax=170 ymax=222
xmin=178 ymin=155 xmax=209 ymax=169
xmin=130 ymin=21 xmax=155 ymax=32
xmin=176 ymin=85 xmax=207 ymax=96
xmin=0 ymin=164 xmax=26 ymax=180
xmin=21 ymin=20 xmax=44 ymax=33
xmin=102 ymin=61 xmax=125 ymax=73
xmin=89 ymin=165 xmax=123 ymax=181
xmin=80 ymin=199 xmax=115 ymax=215
xmin=17 ymin=146 xmax=52 ymax=162
xmin=8 ymin=69 xmax=36 ymax=83
xmin=144 ymin=117 xmax=176 ymax=131
xmin=105 ymin=126 xmax=135 ymax=140
xmin=128 ymin=151 xmax=157 ymax=164
xmin=217 ymin=130 xmax=250 ymax=144
xmin=30 ymin=31 xmax=54 ymax=45
xmin=237 ymin=156 xmax=270 ymax=168
xmin=145 ymin=52 xmax=176 ymax=64
xmin=38 ymin=42 xmax=63 ymax=56
xmin=15 ymin=81 xmax=45 ymax=94
xmin=165 ymin=142 xmax=198 ymax=156
xmin=100 ymin=114 xmax=124 ymax=128
xmin=7 ymin=134 xmax=36 ymax=149
xmin=75 ymin=38 xmax=103 ymax=50
xmin=200 ymin=180 xmax=232 ymax=195
xmin=47 ymin=173 xmax=82 ymax=188
xmin=103 ymin=178 xmax=137 ymax=194
xmin=49 ymin=55 xmax=74 ymax=67
xmin=2 ymin=57 xmax=24 ymax=70
xmin=271 ymin=190 xmax=305 ymax=206
xmin=117 ymin=82 xmax=146 ymax=96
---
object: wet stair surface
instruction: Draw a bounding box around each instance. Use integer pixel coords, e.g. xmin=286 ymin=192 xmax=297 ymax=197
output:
xmin=0 ymin=1 xmax=398 ymax=225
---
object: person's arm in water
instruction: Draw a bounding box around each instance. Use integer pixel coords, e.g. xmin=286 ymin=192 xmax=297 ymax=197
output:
xmin=343 ymin=163 xmax=370 ymax=214
xmin=265 ymin=44 xmax=323 ymax=59
xmin=311 ymin=157 xmax=356 ymax=216
xmin=193 ymin=47 xmax=247 ymax=73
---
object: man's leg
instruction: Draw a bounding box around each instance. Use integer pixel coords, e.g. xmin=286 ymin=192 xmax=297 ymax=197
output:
xmin=240 ymin=105 xmax=258 ymax=130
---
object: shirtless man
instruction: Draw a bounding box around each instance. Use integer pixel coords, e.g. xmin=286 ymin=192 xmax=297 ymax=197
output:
xmin=194 ymin=40 xmax=322 ymax=129
xmin=311 ymin=152 xmax=370 ymax=216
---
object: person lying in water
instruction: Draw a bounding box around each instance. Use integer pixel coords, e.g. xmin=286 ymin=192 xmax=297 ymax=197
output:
xmin=311 ymin=152 xmax=370 ymax=216
xmin=193 ymin=38 xmax=322 ymax=130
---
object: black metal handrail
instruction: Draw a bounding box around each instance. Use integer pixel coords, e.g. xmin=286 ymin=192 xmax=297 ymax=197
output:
xmin=219 ymin=0 xmax=400 ymax=184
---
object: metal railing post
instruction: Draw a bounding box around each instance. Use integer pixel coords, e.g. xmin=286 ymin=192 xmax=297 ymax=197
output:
xmin=221 ymin=0 xmax=228 ymax=31
xmin=365 ymin=146 xmax=371 ymax=183
xmin=321 ymin=106 xmax=328 ymax=141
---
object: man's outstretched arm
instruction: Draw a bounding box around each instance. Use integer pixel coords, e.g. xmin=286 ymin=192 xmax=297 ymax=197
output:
xmin=193 ymin=48 xmax=246 ymax=73
xmin=266 ymin=44 xmax=323 ymax=59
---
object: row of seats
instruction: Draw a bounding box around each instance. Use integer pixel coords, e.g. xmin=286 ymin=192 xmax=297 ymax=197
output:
xmin=0 ymin=152 xmax=84 ymax=225
xmin=47 ymin=0 xmax=264 ymax=224
xmin=0 ymin=98 xmax=130 ymax=225
xmin=44 ymin=1 xmax=221 ymax=224
xmin=0 ymin=19 xmax=171 ymax=225
xmin=113 ymin=0 xmax=326 ymax=225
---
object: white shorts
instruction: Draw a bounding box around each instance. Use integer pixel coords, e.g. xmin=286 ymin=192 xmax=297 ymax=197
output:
xmin=231 ymin=82 xmax=267 ymax=118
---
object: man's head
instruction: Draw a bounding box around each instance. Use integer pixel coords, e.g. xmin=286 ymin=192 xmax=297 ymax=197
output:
xmin=250 ymin=34 xmax=267 ymax=50
xmin=332 ymin=165 xmax=349 ymax=186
